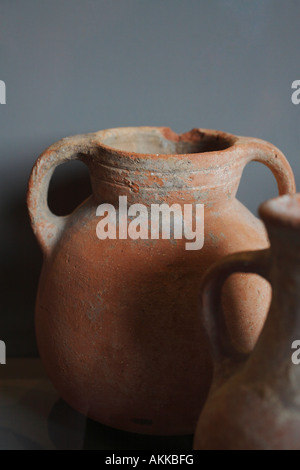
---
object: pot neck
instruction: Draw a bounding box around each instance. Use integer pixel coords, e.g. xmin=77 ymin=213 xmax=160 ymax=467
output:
xmin=87 ymin=127 xmax=246 ymax=208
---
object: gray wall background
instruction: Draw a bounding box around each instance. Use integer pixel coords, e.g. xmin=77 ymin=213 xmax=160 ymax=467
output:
xmin=1 ymin=0 xmax=299 ymax=356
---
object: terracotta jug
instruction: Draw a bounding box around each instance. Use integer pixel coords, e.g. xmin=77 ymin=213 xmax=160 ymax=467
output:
xmin=194 ymin=193 xmax=300 ymax=450
xmin=27 ymin=127 xmax=295 ymax=435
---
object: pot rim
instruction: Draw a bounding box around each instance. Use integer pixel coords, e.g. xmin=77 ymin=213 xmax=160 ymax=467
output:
xmin=259 ymin=193 xmax=300 ymax=229
xmin=93 ymin=126 xmax=240 ymax=160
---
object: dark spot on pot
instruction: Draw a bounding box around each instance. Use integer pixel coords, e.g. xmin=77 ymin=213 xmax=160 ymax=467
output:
xmin=130 ymin=182 xmax=140 ymax=193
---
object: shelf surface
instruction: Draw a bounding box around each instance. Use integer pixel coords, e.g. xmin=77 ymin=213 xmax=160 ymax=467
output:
xmin=0 ymin=358 xmax=193 ymax=450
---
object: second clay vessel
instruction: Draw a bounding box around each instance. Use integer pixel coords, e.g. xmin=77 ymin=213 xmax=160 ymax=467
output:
xmin=194 ymin=193 xmax=300 ymax=449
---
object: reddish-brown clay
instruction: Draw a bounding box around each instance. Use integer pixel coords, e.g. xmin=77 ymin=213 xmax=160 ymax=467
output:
xmin=194 ymin=193 xmax=300 ymax=450
xmin=27 ymin=127 xmax=295 ymax=435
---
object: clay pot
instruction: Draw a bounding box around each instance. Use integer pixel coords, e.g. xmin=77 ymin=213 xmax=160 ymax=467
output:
xmin=27 ymin=127 xmax=295 ymax=435
xmin=194 ymin=193 xmax=300 ymax=450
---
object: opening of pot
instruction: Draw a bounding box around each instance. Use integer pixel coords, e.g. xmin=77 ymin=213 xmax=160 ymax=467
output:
xmin=100 ymin=128 xmax=233 ymax=155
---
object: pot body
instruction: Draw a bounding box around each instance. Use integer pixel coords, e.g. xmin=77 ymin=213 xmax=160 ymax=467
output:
xmin=28 ymin=127 xmax=295 ymax=434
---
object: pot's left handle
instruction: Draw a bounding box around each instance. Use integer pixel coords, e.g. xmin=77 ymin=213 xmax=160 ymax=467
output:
xmin=27 ymin=133 xmax=97 ymax=256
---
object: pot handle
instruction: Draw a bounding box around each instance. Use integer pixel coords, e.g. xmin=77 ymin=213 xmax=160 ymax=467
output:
xmin=240 ymin=137 xmax=296 ymax=195
xmin=200 ymin=248 xmax=271 ymax=366
xmin=27 ymin=133 xmax=97 ymax=256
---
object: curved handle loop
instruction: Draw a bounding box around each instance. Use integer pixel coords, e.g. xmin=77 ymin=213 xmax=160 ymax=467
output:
xmin=200 ymin=248 xmax=271 ymax=367
xmin=239 ymin=137 xmax=296 ymax=196
xmin=27 ymin=132 xmax=98 ymax=256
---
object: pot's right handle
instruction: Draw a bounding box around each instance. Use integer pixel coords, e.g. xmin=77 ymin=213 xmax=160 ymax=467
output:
xmin=240 ymin=137 xmax=296 ymax=195
xmin=200 ymin=248 xmax=271 ymax=366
